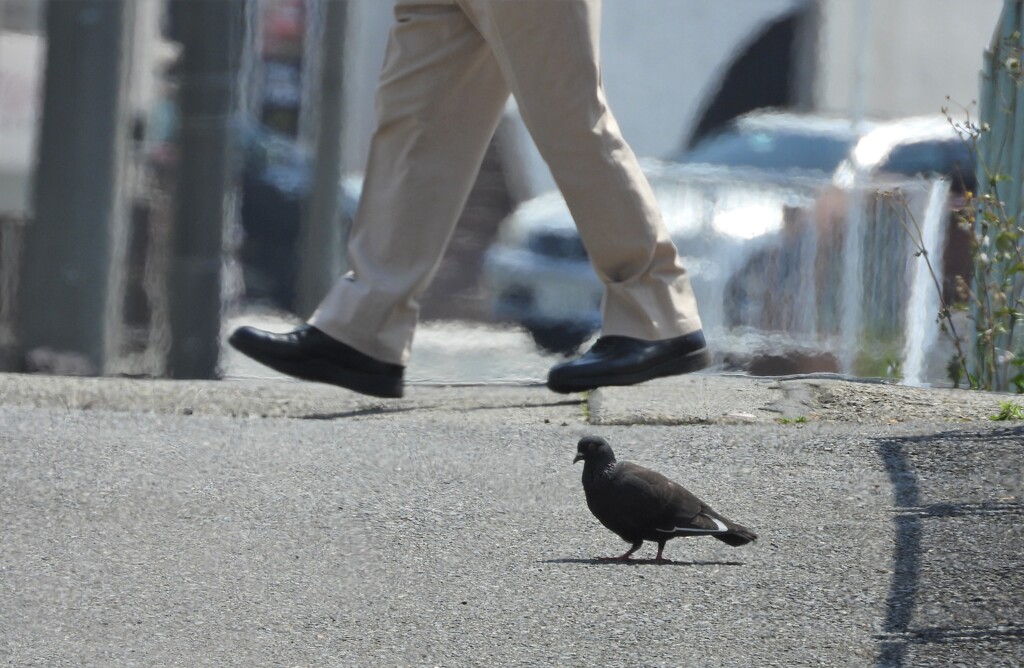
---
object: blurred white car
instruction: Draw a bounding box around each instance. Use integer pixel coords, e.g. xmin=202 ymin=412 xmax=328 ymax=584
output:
xmin=833 ymin=115 xmax=975 ymax=192
xmin=483 ymin=111 xmax=859 ymax=354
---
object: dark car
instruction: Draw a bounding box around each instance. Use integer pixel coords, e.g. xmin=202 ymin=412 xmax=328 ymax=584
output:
xmin=146 ymin=97 xmax=361 ymax=312
xmin=238 ymin=124 xmax=361 ymax=311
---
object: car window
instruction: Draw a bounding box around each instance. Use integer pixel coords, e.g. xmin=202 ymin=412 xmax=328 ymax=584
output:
xmin=876 ymin=141 xmax=951 ymax=177
xmin=680 ymin=129 xmax=854 ymax=172
xmin=875 ymin=139 xmax=977 ymax=193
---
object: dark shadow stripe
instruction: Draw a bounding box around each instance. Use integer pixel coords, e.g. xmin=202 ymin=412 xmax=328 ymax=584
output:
xmin=891 ymin=500 xmax=1024 ymax=519
xmin=875 ymin=623 xmax=1024 ymax=644
xmin=873 ymin=425 xmax=1024 ymax=667
xmin=875 ymin=438 xmax=922 ymax=668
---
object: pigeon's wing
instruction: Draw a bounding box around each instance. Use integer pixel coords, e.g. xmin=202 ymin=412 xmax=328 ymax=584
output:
xmin=610 ymin=462 xmax=709 ymax=535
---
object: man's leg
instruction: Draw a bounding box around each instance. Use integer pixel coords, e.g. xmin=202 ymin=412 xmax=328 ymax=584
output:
xmin=230 ymin=2 xmax=510 ymax=396
xmin=310 ymin=2 xmax=510 ymax=365
xmin=460 ymin=0 xmax=710 ymax=391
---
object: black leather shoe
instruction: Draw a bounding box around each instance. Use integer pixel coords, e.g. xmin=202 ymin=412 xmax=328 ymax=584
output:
xmin=547 ymin=330 xmax=711 ymax=393
xmin=228 ymin=325 xmax=404 ymax=398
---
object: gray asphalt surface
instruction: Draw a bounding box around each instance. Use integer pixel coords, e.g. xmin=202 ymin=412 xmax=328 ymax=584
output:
xmin=1 ymin=375 xmax=1022 ymax=667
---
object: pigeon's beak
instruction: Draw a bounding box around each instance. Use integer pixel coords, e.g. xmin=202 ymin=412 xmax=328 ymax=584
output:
xmin=573 ymin=453 xmax=584 ymax=464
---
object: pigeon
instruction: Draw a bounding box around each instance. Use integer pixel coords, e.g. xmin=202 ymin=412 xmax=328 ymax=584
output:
xmin=573 ymin=435 xmax=757 ymax=563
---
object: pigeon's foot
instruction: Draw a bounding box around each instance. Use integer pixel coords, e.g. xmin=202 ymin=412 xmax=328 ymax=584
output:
xmin=595 ymin=540 xmax=643 ymax=562
xmin=655 ymin=545 xmax=670 ymax=563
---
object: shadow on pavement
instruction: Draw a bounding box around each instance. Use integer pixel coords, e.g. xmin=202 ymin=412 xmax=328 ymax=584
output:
xmin=297 ymin=406 xmax=421 ymax=420
xmin=296 ymin=397 xmax=583 ymax=421
xmin=874 ymin=425 xmax=1024 ymax=667
xmin=541 ymin=557 xmax=747 ymax=567
xmin=462 ymin=398 xmax=586 ymax=411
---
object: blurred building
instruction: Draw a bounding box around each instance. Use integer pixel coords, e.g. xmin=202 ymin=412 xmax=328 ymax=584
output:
xmin=0 ymin=0 xmax=42 ymax=32
xmin=0 ymin=0 xmax=172 ymax=219
xmin=255 ymin=0 xmax=307 ymax=136
xmin=0 ymin=0 xmax=43 ymax=217
xmin=336 ymin=0 xmax=1003 ymax=197
xmin=816 ymin=0 xmax=1002 ymax=120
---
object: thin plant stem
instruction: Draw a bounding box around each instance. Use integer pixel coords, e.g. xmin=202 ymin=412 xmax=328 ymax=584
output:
xmin=889 ymin=189 xmax=972 ymax=386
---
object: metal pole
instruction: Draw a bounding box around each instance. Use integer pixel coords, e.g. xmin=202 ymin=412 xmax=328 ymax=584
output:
xmin=166 ymin=0 xmax=245 ymax=378
xmin=838 ymin=0 xmax=873 ymax=376
xmin=17 ymin=0 xmax=130 ymax=374
xmin=295 ymin=0 xmax=348 ymax=317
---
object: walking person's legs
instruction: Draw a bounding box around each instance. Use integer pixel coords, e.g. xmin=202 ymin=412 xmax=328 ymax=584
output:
xmin=459 ymin=0 xmax=710 ymax=392
xmin=310 ymin=2 xmax=511 ymax=365
xmin=232 ymin=0 xmax=711 ymax=397
xmin=230 ymin=2 xmax=510 ymax=397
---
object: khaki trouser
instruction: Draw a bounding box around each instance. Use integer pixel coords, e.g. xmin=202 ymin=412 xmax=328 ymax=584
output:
xmin=309 ymin=0 xmax=702 ymax=365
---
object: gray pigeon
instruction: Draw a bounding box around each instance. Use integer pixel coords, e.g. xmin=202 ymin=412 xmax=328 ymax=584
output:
xmin=574 ymin=435 xmax=757 ymax=563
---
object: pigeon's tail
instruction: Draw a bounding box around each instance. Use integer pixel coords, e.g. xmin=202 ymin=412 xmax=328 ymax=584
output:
xmin=715 ymin=522 xmax=758 ymax=547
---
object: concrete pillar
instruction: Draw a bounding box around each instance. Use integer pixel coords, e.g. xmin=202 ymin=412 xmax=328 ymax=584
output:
xmin=166 ymin=0 xmax=245 ymax=378
xmin=17 ymin=0 xmax=131 ymax=374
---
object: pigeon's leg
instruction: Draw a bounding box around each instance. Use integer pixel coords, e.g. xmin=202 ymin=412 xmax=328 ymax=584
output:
xmin=619 ymin=541 xmax=643 ymax=560
xmin=599 ymin=540 xmax=643 ymax=562
xmin=654 ymin=540 xmax=673 ymax=564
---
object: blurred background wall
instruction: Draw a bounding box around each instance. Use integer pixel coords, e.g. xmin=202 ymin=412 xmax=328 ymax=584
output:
xmin=816 ymin=0 xmax=1003 ymax=119
xmin=337 ymin=0 xmax=1003 ymax=196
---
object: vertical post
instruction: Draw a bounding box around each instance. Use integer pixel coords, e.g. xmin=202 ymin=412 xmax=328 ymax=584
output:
xmin=295 ymin=0 xmax=348 ymax=317
xmin=838 ymin=0 xmax=873 ymax=376
xmin=17 ymin=0 xmax=130 ymax=374
xmin=973 ymin=0 xmax=1024 ymax=390
xmin=166 ymin=0 xmax=244 ymax=378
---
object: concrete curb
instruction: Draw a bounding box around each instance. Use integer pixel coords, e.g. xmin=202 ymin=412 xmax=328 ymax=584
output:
xmin=589 ymin=374 xmax=1018 ymax=425
xmin=2 ymin=371 xmax=1020 ymax=426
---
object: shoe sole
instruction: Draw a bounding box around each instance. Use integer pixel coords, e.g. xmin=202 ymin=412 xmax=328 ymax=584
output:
xmin=547 ymin=346 xmax=713 ymax=394
xmin=229 ymin=335 xmax=404 ymax=399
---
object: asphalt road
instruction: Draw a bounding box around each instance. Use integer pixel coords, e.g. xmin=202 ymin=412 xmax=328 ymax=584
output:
xmin=1 ymin=379 xmax=1022 ymax=667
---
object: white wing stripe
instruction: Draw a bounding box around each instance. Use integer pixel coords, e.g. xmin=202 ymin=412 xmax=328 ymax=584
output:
xmin=656 ymin=517 xmax=729 ymax=533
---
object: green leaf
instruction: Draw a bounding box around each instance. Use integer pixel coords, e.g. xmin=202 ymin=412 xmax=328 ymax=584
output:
xmin=990 ymin=401 xmax=1024 ymax=420
xmin=996 ymin=232 xmax=1020 ymax=254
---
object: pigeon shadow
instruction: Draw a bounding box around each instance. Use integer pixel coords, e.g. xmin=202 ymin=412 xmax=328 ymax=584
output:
xmin=542 ymin=557 xmax=747 ymax=567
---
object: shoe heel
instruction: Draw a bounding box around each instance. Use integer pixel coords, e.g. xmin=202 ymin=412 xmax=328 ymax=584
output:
xmin=359 ymin=373 xmax=405 ymax=399
xmin=681 ymin=346 xmax=713 ymax=373
xmin=652 ymin=346 xmax=712 ymax=379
